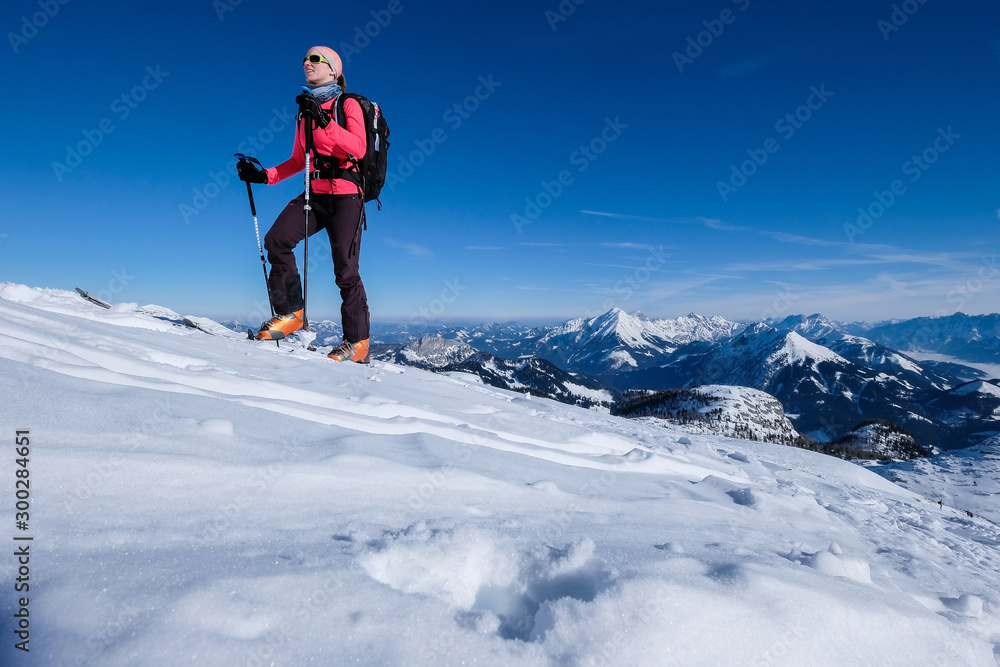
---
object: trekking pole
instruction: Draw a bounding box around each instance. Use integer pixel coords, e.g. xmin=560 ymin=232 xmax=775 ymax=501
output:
xmin=235 ymin=153 xmax=279 ymax=347
xmin=300 ymin=85 xmax=314 ymax=333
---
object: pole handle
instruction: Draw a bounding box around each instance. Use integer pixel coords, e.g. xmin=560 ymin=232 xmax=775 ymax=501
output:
xmin=244 ymin=180 xmax=257 ymax=217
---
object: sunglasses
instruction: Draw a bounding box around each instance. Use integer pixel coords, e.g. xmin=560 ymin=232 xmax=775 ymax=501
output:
xmin=303 ymin=54 xmax=331 ymax=66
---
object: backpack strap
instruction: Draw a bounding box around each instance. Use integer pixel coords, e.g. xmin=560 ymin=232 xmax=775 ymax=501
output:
xmin=310 ymin=94 xmax=364 ymax=197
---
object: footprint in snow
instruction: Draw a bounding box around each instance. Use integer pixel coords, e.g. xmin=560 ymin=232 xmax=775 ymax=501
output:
xmin=527 ymin=480 xmax=561 ymax=494
xmin=726 ymin=487 xmax=759 ymax=507
xmin=941 ymin=593 xmax=984 ymax=618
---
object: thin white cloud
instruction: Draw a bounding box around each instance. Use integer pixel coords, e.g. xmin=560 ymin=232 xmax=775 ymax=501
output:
xmin=581 ymin=210 xmax=694 ymax=225
xmin=581 ymin=262 xmax=672 ymax=271
xmin=385 ymin=238 xmax=433 ymax=258
xmin=581 ymin=210 xmax=923 ymax=254
xmin=726 ymin=258 xmax=886 ymax=272
xmin=600 ymin=242 xmax=663 ymax=250
xmin=757 ymin=230 xmax=849 ymax=247
xmin=699 ymin=217 xmax=751 ymax=233
xmin=869 ymin=251 xmax=981 ymax=271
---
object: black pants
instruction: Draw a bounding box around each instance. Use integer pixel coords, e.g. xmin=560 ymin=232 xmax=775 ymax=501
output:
xmin=263 ymin=193 xmax=370 ymax=343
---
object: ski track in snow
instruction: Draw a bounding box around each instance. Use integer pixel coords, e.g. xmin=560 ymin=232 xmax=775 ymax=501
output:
xmin=1 ymin=284 xmax=999 ymax=666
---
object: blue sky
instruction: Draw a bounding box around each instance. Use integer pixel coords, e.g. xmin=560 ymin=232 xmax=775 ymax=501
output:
xmin=2 ymin=0 xmax=998 ymax=325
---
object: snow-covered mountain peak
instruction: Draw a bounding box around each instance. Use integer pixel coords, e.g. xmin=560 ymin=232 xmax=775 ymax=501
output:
xmin=539 ymin=308 xmax=678 ymax=372
xmin=651 ymin=312 xmax=744 ymax=344
xmin=399 ymin=335 xmax=478 ymax=368
xmin=552 ymin=308 xmax=740 ymax=351
xmin=588 ymin=307 xmax=651 ymax=343
xmin=769 ymin=330 xmax=850 ymax=367
xmin=772 ymin=313 xmax=847 ymax=339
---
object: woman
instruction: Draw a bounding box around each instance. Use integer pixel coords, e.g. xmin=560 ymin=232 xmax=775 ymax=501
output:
xmin=237 ymin=46 xmax=371 ymax=364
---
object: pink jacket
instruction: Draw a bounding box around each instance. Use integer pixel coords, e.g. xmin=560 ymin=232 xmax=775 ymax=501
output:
xmin=266 ymin=96 xmax=367 ymax=195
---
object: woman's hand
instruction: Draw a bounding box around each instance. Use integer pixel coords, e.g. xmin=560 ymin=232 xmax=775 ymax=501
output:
xmin=237 ymin=160 xmax=268 ymax=184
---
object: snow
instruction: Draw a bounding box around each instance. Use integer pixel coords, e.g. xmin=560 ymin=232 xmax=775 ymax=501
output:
xmin=862 ymin=443 xmax=1000 ymax=524
xmin=562 ymin=381 xmax=614 ymax=405
xmin=1 ymin=284 xmax=999 ymax=666
xmin=953 ymin=381 xmax=1000 ymax=398
xmin=768 ymin=331 xmax=849 ymax=367
xmin=839 ymin=335 xmax=924 ymax=373
xmin=651 ymin=313 xmax=743 ymax=344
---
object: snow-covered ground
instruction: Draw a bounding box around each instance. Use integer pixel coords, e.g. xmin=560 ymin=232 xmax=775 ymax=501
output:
xmin=1 ymin=283 xmax=998 ymax=666
xmin=862 ymin=444 xmax=1000 ymax=525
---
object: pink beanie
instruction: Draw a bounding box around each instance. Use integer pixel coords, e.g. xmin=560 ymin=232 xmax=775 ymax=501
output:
xmin=310 ymin=46 xmax=343 ymax=77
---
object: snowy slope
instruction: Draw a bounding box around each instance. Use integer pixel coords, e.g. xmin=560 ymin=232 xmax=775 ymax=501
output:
xmin=861 ymin=443 xmax=1000 ymax=524
xmin=1 ymin=284 xmax=998 ymax=666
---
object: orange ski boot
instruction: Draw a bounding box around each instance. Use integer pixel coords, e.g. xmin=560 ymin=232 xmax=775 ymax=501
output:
xmin=328 ymin=338 xmax=370 ymax=364
xmin=256 ymin=309 xmax=305 ymax=340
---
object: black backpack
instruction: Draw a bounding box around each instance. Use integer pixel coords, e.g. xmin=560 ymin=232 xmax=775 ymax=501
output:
xmin=332 ymin=92 xmax=390 ymax=208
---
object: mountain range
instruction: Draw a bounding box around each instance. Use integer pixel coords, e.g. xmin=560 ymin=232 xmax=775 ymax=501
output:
xmin=226 ymin=309 xmax=1000 ymax=454
xmin=371 ymin=337 xmax=614 ymax=409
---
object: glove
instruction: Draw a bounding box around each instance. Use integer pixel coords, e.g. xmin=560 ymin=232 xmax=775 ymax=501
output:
xmin=296 ymin=92 xmax=331 ymax=128
xmin=237 ymin=160 xmax=267 ymax=184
